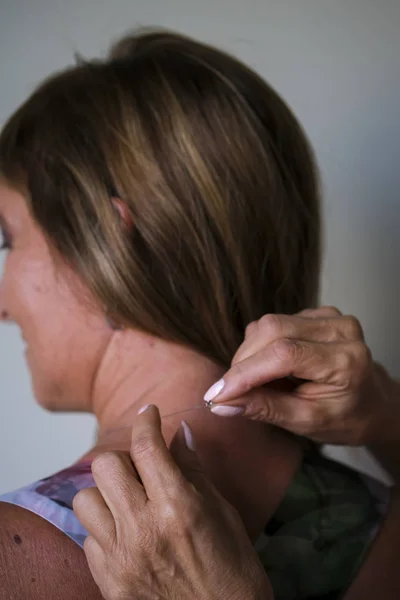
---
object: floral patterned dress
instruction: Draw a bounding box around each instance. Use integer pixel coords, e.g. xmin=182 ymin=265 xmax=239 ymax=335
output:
xmin=0 ymin=449 xmax=390 ymax=599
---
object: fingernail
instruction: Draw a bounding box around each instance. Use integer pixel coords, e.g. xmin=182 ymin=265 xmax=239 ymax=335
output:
xmin=138 ymin=404 xmax=151 ymax=415
xmin=210 ymin=405 xmax=245 ymax=417
xmin=204 ymin=378 xmax=225 ymax=403
xmin=181 ymin=421 xmax=196 ymax=451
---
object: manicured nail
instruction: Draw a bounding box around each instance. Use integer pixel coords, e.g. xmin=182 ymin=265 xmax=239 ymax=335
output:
xmin=181 ymin=421 xmax=196 ymax=451
xmin=204 ymin=379 xmax=225 ymax=403
xmin=138 ymin=404 xmax=151 ymax=415
xmin=210 ymin=405 xmax=245 ymax=417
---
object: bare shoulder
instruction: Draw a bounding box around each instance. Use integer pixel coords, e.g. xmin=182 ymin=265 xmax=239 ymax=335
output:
xmin=0 ymin=502 xmax=103 ymax=600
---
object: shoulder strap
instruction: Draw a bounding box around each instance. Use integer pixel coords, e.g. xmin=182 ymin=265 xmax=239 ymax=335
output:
xmin=0 ymin=460 xmax=95 ymax=548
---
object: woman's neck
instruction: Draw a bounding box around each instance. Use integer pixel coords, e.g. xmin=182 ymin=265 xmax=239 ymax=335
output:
xmin=80 ymin=328 xmax=305 ymax=539
xmin=88 ymin=328 xmax=224 ymax=452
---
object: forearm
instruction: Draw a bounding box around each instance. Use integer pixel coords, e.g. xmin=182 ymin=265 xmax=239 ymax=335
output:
xmin=367 ymin=365 xmax=400 ymax=483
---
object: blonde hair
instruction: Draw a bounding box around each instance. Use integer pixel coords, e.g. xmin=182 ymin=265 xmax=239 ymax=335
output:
xmin=0 ymin=30 xmax=321 ymax=366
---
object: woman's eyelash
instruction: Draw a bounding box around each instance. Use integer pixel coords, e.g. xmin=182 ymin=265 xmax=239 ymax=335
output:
xmin=0 ymin=226 xmax=12 ymax=250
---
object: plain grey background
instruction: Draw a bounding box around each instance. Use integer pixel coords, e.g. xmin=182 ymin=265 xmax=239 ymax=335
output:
xmin=0 ymin=0 xmax=398 ymax=493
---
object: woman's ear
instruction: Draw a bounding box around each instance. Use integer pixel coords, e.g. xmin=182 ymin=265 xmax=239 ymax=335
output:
xmin=112 ymin=197 xmax=134 ymax=231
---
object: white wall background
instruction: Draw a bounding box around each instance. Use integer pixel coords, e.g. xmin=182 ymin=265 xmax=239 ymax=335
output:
xmin=0 ymin=0 xmax=399 ymax=493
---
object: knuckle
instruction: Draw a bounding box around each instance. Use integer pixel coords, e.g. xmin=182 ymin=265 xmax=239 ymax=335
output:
xmin=162 ymin=496 xmax=187 ymax=527
xmin=272 ymin=338 xmax=299 ymax=364
xmin=259 ymin=313 xmax=283 ymax=337
xmin=184 ymin=498 xmax=205 ymax=528
xmin=335 ymin=342 xmax=371 ymax=387
xmin=351 ymin=341 xmax=372 ymax=380
xmin=322 ymin=305 xmax=342 ymax=317
xmin=313 ymin=317 xmax=339 ymax=342
xmin=131 ymin=432 xmax=157 ymax=460
xmin=92 ymin=451 xmax=124 ymax=475
xmin=354 ymin=340 xmax=372 ymax=365
xmin=83 ymin=535 xmax=97 ymax=556
xmin=336 ymin=348 xmax=352 ymax=379
xmin=244 ymin=320 xmax=257 ymax=339
xmin=344 ymin=316 xmax=364 ymax=340
xmin=72 ymin=488 xmax=89 ymax=513
xmin=256 ymin=399 xmax=280 ymax=425
xmin=246 ymin=393 xmax=278 ymax=423
xmin=248 ymin=393 xmax=287 ymax=426
xmin=162 ymin=489 xmax=203 ymax=530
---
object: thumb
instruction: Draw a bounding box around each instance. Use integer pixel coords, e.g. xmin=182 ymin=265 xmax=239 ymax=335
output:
xmin=209 ymin=385 xmax=308 ymax=431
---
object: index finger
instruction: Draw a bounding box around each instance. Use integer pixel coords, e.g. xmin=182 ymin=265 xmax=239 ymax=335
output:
xmin=131 ymin=405 xmax=189 ymax=502
xmin=206 ymin=338 xmax=346 ymax=408
xmin=90 ymin=451 xmax=146 ymax=521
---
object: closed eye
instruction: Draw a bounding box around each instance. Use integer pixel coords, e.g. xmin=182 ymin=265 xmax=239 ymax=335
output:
xmin=0 ymin=218 xmax=12 ymax=251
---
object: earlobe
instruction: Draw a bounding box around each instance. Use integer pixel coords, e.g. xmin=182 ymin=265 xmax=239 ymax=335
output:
xmin=105 ymin=310 xmax=125 ymax=331
xmin=111 ymin=198 xmax=134 ymax=231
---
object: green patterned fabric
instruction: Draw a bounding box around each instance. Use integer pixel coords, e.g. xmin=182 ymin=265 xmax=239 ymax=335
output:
xmin=256 ymin=450 xmax=386 ymax=600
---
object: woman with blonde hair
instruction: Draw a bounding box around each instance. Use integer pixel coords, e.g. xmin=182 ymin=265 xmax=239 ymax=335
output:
xmin=0 ymin=30 xmax=394 ymax=599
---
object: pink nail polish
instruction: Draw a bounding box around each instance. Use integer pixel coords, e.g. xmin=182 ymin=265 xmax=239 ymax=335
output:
xmin=181 ymin=421 xmax=196 ymax=451
xmin=138 ymin=404 xmax=151 ymax=415
xmin=210 ymin=405 xmax=244 ymax=417
xmin=204 ymin=379 xmax=225 ymax=403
